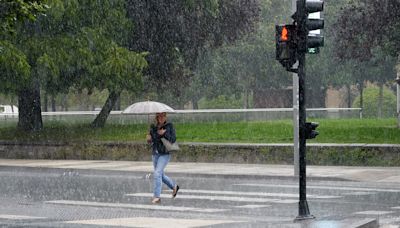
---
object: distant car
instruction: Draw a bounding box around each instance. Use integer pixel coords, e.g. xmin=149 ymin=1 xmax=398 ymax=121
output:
xmin=0 ymin=105 xmax=18 ymax=114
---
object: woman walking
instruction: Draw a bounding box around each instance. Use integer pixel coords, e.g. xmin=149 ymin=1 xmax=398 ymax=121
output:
xmin=146 ymin=112 xmax=179 ymax=204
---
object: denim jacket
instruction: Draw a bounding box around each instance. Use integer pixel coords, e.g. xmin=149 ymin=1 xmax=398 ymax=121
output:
xmin=149 ymin=122 xmax=176 ymax=155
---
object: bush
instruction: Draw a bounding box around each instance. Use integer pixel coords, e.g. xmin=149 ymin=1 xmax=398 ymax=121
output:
xmin=352 ymin=86 xmax=396 ymax=118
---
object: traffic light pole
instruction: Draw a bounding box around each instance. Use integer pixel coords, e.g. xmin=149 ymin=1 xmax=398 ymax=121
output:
xmin=295 ymin=0 xmax=314 ymax=221
xmin=276 ymin=0 xmax=323 ymax=221
xmin=292 ymin=0 xmax=300 ymax=177
xmin=295 ymin=49 xmax=314 ymax=220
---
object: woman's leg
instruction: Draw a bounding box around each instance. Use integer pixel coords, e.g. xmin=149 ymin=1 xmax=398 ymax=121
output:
xmin=158 ymin=155 xmax=175 ymax=190
xmin=152 ymin=154 xmax=162 ymax=198
xmin=153 ymin=154 xmax=175 ymax=197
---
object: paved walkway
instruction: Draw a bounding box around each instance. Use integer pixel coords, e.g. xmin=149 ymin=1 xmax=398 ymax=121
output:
xmin=1 ymin=159 xmax=400 ymax=183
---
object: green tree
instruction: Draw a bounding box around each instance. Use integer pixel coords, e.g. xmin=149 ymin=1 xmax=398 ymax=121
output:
xmin=90 ymin=44 xmax=147 ymax=128
xmin=1 ymin=0 xmax=147 ymax=130
xmin=190 ymin=0 xmax=292 ymax=109
xmin=353 ymin=87 xmax=397 ymax=118
xmin=126 ymin=0 xmax=261 ymax=108
xmin=0 ymin=0 xmax=47 ymax=34
xmin=334 ymin=0 xmax=400 ymax=60
xmin=0 ymin=40 xmax=30 ymax=94
xmin=333 ymin=0 xmax=399 ymax=116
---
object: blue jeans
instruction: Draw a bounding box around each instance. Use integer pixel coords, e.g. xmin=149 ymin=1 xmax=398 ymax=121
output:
xmin=152 ymin=153 xmax=175 ymax=198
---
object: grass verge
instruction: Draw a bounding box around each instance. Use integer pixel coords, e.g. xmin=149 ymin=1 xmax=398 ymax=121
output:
xmin=0 ymin=118 xmax=398 ymax=144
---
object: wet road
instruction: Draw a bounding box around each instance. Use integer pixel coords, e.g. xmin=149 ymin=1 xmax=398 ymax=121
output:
xmin=0 ymin=166 xmax=399 ymax=227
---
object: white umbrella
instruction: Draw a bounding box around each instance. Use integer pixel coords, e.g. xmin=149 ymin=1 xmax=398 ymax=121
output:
xmin=122 ymin=101 xmax=175 ymax=114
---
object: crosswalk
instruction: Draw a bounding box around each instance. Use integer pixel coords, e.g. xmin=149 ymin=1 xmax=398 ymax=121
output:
xmin=64 ymin=217 xmax=245 ymax=228
xmin=46 ymin=200 xmax=227 ymax=213
xmin=3 ymin=183 xmax=400 ymax=227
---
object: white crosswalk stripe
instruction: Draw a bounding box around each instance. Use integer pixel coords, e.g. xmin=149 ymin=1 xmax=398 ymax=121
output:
xmin=126 ymin=193 xmax=298 ymax=204
xmin=45 ymin=200 xmax=226 ymax=213
xmin=354 ymin=210 xmax=394 ymax=215
xmin=234 ymin=204 xmax=271 ymax=209
xmin=179 ymin=189 xmax=341 ymax=199
xmin=64 ymin=217 xmax=245 ymax=228
xmin=235 ymin=183 xmax=400 ymax=193
xmin=0 ymin=214 xmax=46 ymax=220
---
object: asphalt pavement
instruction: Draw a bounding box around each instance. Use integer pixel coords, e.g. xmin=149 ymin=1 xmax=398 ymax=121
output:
xmin=1 ymin=159 xmax=400 ymax=182
xmin=2 ymin=159 xmax=400 ymax=227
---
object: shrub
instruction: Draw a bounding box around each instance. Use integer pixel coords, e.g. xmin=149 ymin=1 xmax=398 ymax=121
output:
xmin=352 ymin=86 xmax=396 ymax=118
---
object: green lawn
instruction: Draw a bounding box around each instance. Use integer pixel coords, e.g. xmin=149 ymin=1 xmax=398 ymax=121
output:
xmin=0 ymin=118 xmax=399 ymax=144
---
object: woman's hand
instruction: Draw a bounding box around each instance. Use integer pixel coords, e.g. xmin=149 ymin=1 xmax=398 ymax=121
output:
xmin=146 ymin=134 xmax=152 ymax=144
xmin=157 ymin=129 xmax=166 ymax=136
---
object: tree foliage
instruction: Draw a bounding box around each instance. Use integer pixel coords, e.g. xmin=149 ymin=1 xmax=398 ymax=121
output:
xmin=353 ymin=87 xmax=396 ymax=118
xmin=1 ymin=0 xmax=148 ymax=130
xmin=0 ymin=0 xmax=47 ymax=34
xmin=126 ymin=0 xmax=261 ymax=107
xmin=0 ymin=40 xmax=30 ymax=93
xmin=190 ymin=0 xmax=292 ymax=108
xmin=334 ymin=0 xmax=400 ymax=60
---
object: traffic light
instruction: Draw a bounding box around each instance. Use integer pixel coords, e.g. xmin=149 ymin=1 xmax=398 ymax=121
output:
xmin=395 ymin=77 xmax=400 ymax=85
xmin=305 ymin=0 xmax=324 ymax=52
xmin=276 ymin=24 xmax=297 ymax=70
xmin=305 ymin=122 xmax=319 ymax=139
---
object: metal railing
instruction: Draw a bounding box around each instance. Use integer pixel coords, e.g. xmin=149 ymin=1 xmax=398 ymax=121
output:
xmin=0 ymin=108 xmax=362 ymax=124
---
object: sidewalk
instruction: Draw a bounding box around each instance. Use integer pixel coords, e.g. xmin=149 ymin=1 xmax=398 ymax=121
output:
xmin=1 ymin=159 xmax=400 ymax=182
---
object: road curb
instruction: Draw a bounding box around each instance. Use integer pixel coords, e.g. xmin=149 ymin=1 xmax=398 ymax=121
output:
xmin=0 ymin=165 xmax=351 ymax=182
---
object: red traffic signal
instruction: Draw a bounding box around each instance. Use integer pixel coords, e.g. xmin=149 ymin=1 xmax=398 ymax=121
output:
xmin=276 ymin=24 xmax=297 ymax=70
xmin=281 ymin=26 xmax=289 ymax=41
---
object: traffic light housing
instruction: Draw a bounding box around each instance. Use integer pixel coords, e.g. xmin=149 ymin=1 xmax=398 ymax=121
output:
xmin=275 ymin=1 xmax=324 ymax=72
xmin=276 ymin=24 xmax=297 ymax=70
xmin=305 ymin=122 xmax=319 ymax=139
xmin=305 ymin=0 xmax=324 ymax=52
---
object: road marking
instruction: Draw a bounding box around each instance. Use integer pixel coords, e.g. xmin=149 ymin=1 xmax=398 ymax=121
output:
xmin=234 ymin=204 xmax=271 ymax=209
xmin=0 ymin=214 xmax=46 ymax=220
xmin=126 ymin=193 xmax=298 ymax=204
xmin=354 ymin=210 xmax=394 ymax=215
xmin=342 ymin=191 xmax=375 ymax=196
xmin=64 ymin=217 xmax=245 ymax=228
xmin=45 ymin=200 xmax=226 ymax=213
xmin=178 ymin=189 xmax=340 ymax=199
xmin=235 ymin=183 xmax=400 ymax=193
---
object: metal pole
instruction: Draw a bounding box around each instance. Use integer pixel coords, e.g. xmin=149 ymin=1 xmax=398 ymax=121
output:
xmin=397 ymin=56 xmax=400 ymax=128
xmin=296 ymin=49 xmax=314 ymax=220
xmin=293 ymin=68 xmax=299 ymax=176
xmin=292 ymin=0 xmax=299 ymax=177
xmin=397 ymin=74 xmax=400 ymax=128
xmin=295 ymin=0 xmax=314 ymax=220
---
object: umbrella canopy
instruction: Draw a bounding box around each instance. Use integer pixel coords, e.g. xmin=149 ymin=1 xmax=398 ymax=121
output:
xmin=122 ymin=101 xmax=175 ymax=114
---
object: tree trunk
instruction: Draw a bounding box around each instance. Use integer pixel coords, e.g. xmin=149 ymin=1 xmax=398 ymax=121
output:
xmin=114 ymin=95 xmax=121 ymax=110
xmin=358 ymin=81 xmax=364 ymax=119
xmin=10 ymin=96 xmax=15 ymax=113
xmin=43 ymin=92 xmax=48 ymax=112
xmin=61 ymin=94 xmax=68 ymax=111
xmin=191 ymin=97 xmax=198 ymax=109
xmin=243 ymin=89 xmax=249 ymax=109
xmin=397 ymin=55 xmax=400 ymax=128
xmin=51 ymin=94 xmax=56 ymax=112
xmin=91 ymin=90 xmax=121 ymax=128
xmin=378 ymin=82 xmax=383 ymax=118
xmin=17 ymin=86 xmax=43 ymax=131
xmin=346 ymin=84 xmax=352 ymax=108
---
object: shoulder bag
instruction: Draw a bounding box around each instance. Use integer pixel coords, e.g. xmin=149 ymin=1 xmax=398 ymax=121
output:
xmin=161 ymin=138 xmax=180 ymax=152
